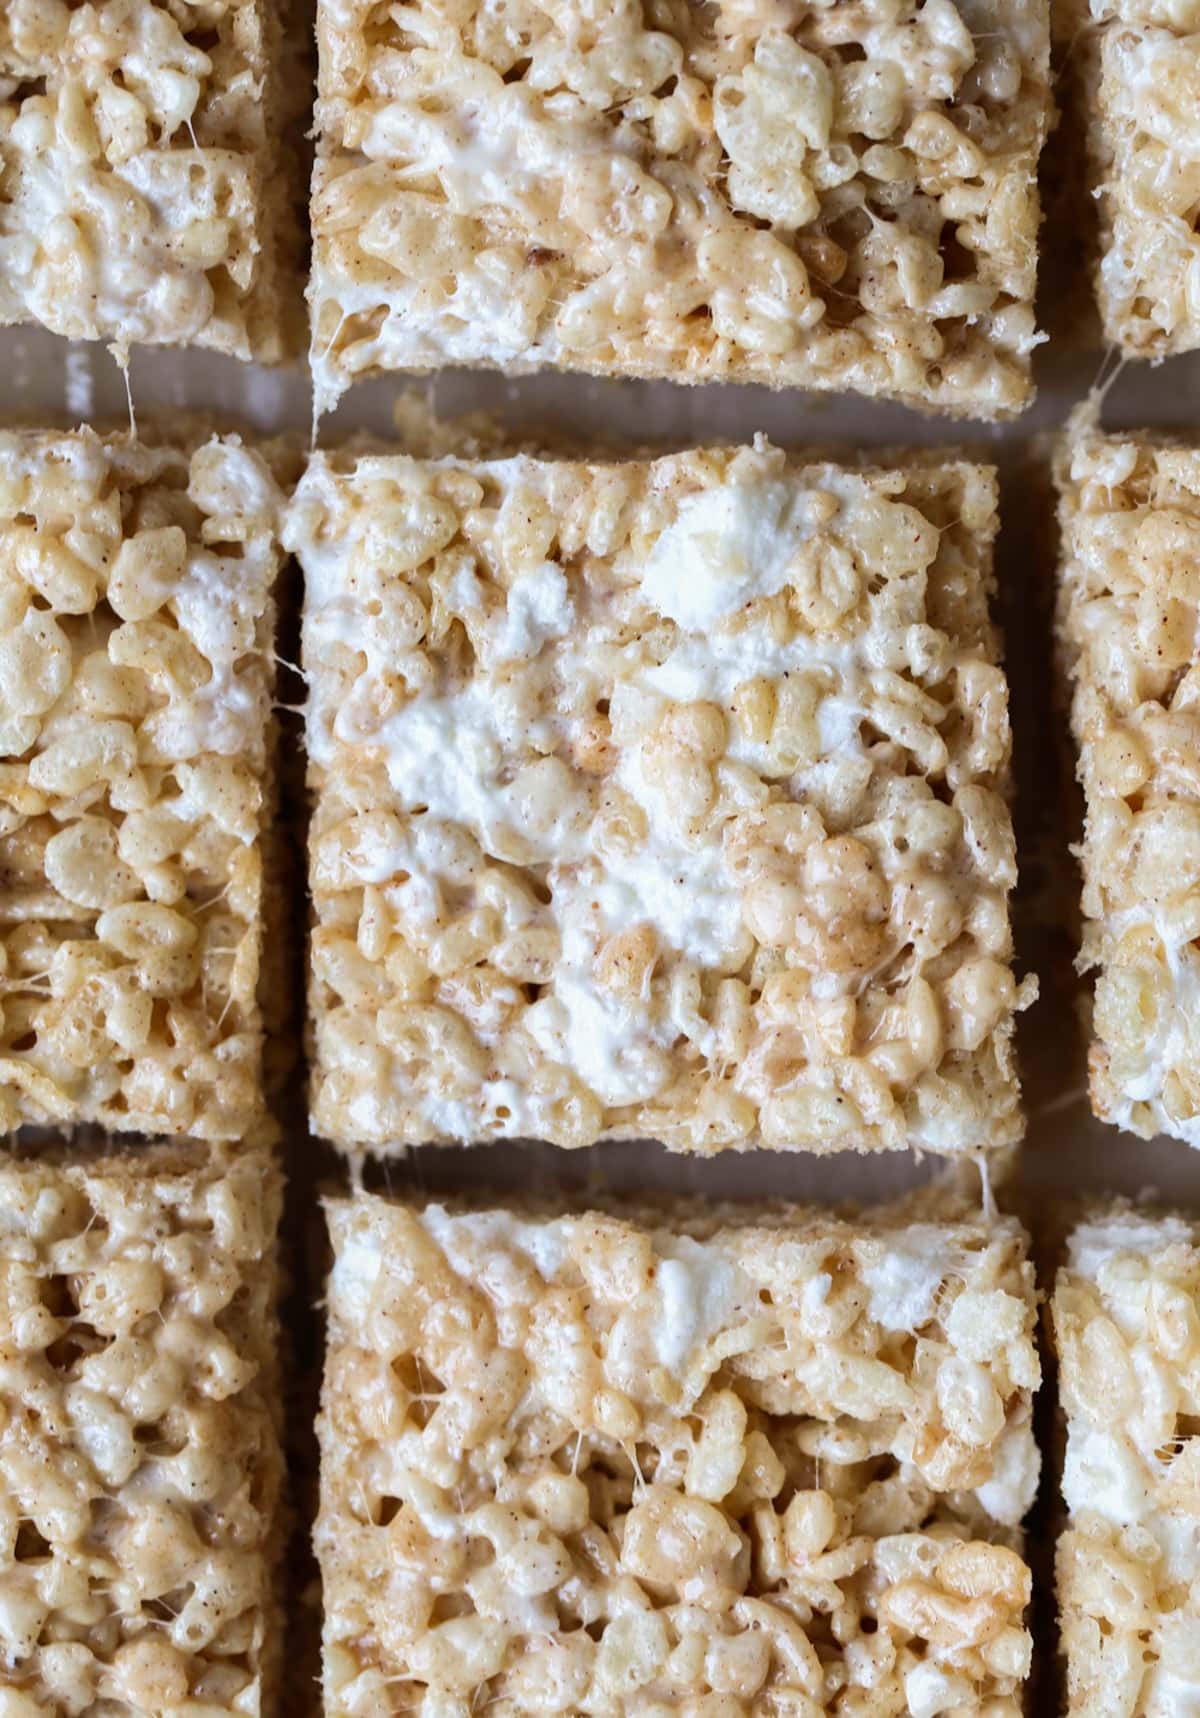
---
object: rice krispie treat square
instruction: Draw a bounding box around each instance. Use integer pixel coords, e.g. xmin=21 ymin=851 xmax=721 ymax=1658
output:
xmin=1053 ymin=1207 xmax=1200 ymax=1715
xmin=290 ymin=438 xmax=1033 ymax=1157
xmin=1074 ymin=0 xmax=1200 ymax=358
xmin=307 ymin=0 xmax=1053 ymax=419
xmin=0 ymin=427 xmax=286 ymax=1141
xmin=1057 ymin=424 xmax=1200 ymax=1146
xmin=318 ymin=1194 xmax=1041 ymax=1718
xmin=0 ymin=0 xmax=306 ymax=362
xmin=0 ymin=1143 xmax=284 ymax=1713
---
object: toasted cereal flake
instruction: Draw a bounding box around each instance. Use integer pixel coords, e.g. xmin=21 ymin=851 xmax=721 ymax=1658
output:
xmin=1054 ymin=1208 xmax=1200 ymax=1716
xmin=288 ymin=438 xmax=1034 ymax=1158
xmin=307 ymin=0 xmax=1052 ymax=418
xmin=1072 ymin=0 xmax=1200 ymax=357
xmin=318 ymin=1193 xmax=1041 ymax=1718
xmin=0 ymin=0 xmax=306 ymax=361
xmin=0 ymin=1143 xmax=284 ymax=1713
xmin=1057 ymin=424 xmax=1200 ymax=1146
xmin=0 ymin=427 xmax=285 ymax=1141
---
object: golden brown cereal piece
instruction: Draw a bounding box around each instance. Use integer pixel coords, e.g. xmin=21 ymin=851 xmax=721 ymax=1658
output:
xmin=289 ymin=439 xmax=1034 ymax=1158
xmin=0 ymin=0 xmax=307 ymax=361
xmin=0 ymin=1142 xmax=285 ymax=1713
xmin=0 ymin=427 xmax=286 ymax=1141
xmin=1052 ymin=1207 xmax=1200 ymax=1715
xmin=318 ymin=1193 xmax=1041 ymax=1718
xmin=306 ymin=0 xmax=1053 ymax=418
xmin=1071 ymin=0 xmax=1200 ymax=358
xmin=1056 ymin=423 xmax=1200 ymax=1146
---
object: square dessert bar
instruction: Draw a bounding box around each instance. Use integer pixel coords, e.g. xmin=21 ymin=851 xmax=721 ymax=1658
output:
xmin=291 ymin=439 xmax=1033 ymax=1157
xmin=1053 ymin=1208 xmax=1200 ymax=1714
xmin=307 ymin=0 xmax=1052 ymax=418
xmin=0 ymin=1143 xmax=284 ymax=1713
xmin=318 ymin=1195 xmax=1041 ymax=1718
xmin=0 ymin=427 xmax=285 ymax=1140
xmin=0 ymin=0 xmax=305 ymax=361
xmin=1057 ymin=426 xmax=1200 ymax=1146
xmin=1076 ymin=0 xmax=1200 ymax=357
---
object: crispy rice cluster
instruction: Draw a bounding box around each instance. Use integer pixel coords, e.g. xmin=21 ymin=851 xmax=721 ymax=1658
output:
xmin=1054 ymin=1208 xmax=1200 ymax=1716
xmin=1072 ymin=0 xmax=1200 ymax=357
xmin=1057 ymin=426 xmax=1200 ymax=1147
xmin=308 ymin=0 xmax=1052 ymax=417
xmin=290 ymin=439 xmax=1032 ymax=1158
xmin=0 ymin=0 xmax=306 ymax=360
xmin=318 ymin=1195 xmax=1041 ymax=1718
xmin=0 ymin=428 xmax=286 ymax=1140
xmin=0 ymin=1144 xmax=284 ymax=1714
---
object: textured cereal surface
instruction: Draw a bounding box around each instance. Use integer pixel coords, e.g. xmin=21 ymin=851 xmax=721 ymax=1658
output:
xmin=1054 ymin=1208 xmax=1200 ymax=1716
xmin=0 ymin=1143 xmax=284 ymax=1715
xmin=1057 ymin=425 xmax=1200 ymax=1146
xmin=0 ymin=427 xmax=285 ymax=1140
xmin=290 ymin=438 xmax=1033 ymax=1158
xmin=318 ymin=1194 xmax=1041 ymax=1718
xmin=308 ymin=0 xmax=1052 ymax=417
xmin=1077 ymin=0 xmax=1200 ymax=356
xmin=0 ymin=0 xmax=304 ymax=361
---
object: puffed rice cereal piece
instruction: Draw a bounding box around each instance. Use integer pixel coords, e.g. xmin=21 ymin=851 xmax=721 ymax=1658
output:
xmin=1053 ymin=1206 xmax=1200 ymax=1716
xmin=318 ymin=1192 xmax=1041 ymax=1718
xmin=0 ymin=1140 xmax=284 ymax=1713
xmin=1057 ymin=422 xmax=1200 ymax=1146
xmin=307 ymin=0 xmax=1053 ymax=419
xmin=1071 ymin=0 xmax=1200 ymax=357
xmin=0 ymin=426 xmax=286 ymax=1141
xmin=0 ymin=0 xmax=307 ymax=361
xmin=289 ymin=437 xmax=1035 ymax=1158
